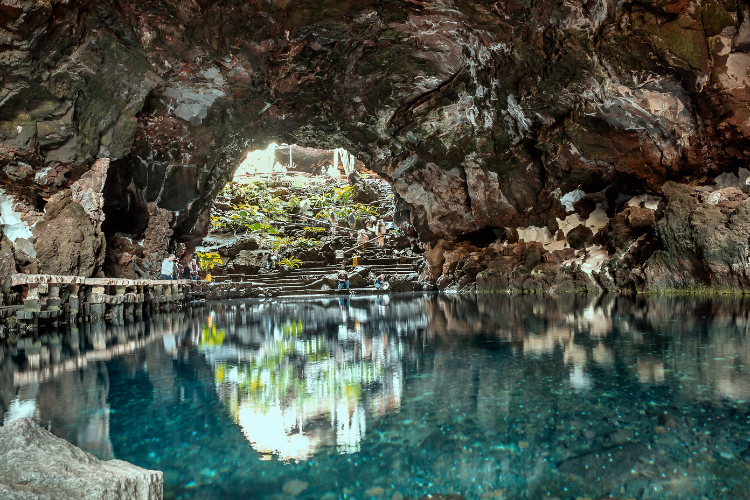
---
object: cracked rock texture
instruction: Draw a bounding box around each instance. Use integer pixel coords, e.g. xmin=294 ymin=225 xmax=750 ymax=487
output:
xmin=1 ymin=0 xmax=750 ymax=292
xmin=0 ymin=418 xmax=163 ymax=500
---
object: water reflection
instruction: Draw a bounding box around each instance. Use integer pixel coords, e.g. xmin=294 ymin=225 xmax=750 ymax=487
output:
xmin=203 ymin=297 xmax=419 ymax=460
xmin=1 ymin=294 xmax=750 ymax=499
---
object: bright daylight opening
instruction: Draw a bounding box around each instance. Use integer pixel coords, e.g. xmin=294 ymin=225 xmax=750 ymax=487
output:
xmin=233 ymin=143 xmax=356 ymax=180
xmin=198 ymin=142 xmax=418 ymax=286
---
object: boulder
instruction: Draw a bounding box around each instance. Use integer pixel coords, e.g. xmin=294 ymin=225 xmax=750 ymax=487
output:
xmin=0 ymin=418 xmax=163 ymax=500
xmin=32 ymin=194 xmax=106 ymax=277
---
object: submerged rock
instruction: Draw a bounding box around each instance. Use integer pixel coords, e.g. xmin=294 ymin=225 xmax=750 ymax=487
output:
xmin=0 ymin=418 xmax=163 ymax=500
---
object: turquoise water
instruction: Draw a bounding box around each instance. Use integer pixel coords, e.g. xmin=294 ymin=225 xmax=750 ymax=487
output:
xmin=3 ymin=294 xmax=750 ymax=499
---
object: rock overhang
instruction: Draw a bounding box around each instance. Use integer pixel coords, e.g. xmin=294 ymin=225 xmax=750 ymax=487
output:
xmin=0 ymin=0 xmax=748 ymax=292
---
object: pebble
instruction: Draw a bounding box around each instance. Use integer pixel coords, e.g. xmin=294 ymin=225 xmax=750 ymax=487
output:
xmin=392 ymin=493 xmax=403 ymax=500
xmin=366 ymin=486 xmax=385 ymax=496
xmin=480 ymin=489 xmax=505 ymax=498
xmin=321 ymin=492 xmax=337 ymax=500
xmin=283 ymin=480 xmax=310 ymax=496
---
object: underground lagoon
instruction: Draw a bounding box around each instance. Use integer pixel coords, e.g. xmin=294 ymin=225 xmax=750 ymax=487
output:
xmin=3 ymin=294 xmax=750 ymax=499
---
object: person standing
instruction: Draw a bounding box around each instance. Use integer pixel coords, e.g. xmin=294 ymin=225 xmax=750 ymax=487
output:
xmin=347 ymin=212 xmax=356 ymax=230
xmin=377 ymin=219 xmax=387 ymax=248
xmin=374 ymin=274 xmax=387 ymax=289
xmin=329 ymin=213 xmax=338 ymax=235
xmin=188 ymin=259 xmax=199 ymax=281
xmin=160 ymin=255 xmax=176 ymax=280
xmin=357 ymin=229 xmax=369 ymax=246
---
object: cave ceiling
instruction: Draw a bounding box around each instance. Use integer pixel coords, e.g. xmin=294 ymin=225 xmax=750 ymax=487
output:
xmin=1 ymin=0 xmax=749 ymax=246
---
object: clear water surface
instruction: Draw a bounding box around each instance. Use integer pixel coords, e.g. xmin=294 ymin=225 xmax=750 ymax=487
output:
xmin=2 ymin=293 xmax=750 ymax=500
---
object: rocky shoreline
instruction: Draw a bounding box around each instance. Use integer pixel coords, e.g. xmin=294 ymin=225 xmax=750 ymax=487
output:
xmin=0 ymin=418 xmax=162 ymax=500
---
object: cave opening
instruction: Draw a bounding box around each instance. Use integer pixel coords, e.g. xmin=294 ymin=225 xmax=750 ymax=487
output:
xmin=458 ymin=227 xmax=507 ymax=245
xmin=198 ymin=142 xmax=416 ymax=281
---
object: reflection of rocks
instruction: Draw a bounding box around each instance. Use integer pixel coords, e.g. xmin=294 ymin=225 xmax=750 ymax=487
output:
xmin=0 ymin=418 xmax=162 ymax=500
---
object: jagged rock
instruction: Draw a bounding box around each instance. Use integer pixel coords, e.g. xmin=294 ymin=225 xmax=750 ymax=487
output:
xmin=0 ymin=0 xmax=749 ymax=292
xmin=0 ymin=233 xmax=16 ymax=304
xmin=567 ymin=225 xmax=594 ymax=250
xmin=643 ymin=182 xmax=750 ymax=292
xmin=31 ymin=194 xmax=105 ymax=277
xmin=0 ymin=418 xmax=162 ymax=500
xmin=231 ymin=250 xmax=265 ymax=274
xmin=388 ymin=272 xmax=421 ymax=292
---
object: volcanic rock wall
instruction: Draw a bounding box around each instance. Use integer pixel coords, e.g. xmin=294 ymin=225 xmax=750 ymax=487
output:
xmin=1 ymin=0 xmax=749 ymax=294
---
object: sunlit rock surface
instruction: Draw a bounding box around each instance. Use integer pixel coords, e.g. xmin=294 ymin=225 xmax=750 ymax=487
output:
xmin=1 ymin=0 xmax=750 ymax=292
xmin=0 ymin=418 xmax=162 ymax=500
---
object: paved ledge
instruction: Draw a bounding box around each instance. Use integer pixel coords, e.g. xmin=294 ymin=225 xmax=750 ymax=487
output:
xmin=11 ymin=274 xmax=192 ymax=287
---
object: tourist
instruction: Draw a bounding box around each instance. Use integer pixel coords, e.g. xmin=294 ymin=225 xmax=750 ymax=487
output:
xmin=188 ymin=259 xmax=199 ymax=281
xmin=160 ymin=255 xmax=176 ymax=280
xmin=265 ymin=252 xmax=272 ymax=269
xmin=271 ymin=250 xmax=280 ymax=267
xmin=329 ymin=213 xmax=338 ymax=235
xmin=357 ymin=229 xmax=369 ymax=246
xmin=298 ymin=198 xmax=311 ymax=215
xmin=182 ymin=261 xmax=192 ymax=279
xmin=366 ymin=216 xmax=377 ymax=234
xmin=347 ymin=212 xmax=356 ymax=229
xmin=377 ymin=219 xmax=387 ymax=247
xmin=337 ymin=270 xmax=349 ymax=290
xmin=374 ymin=274 xmax=387 ymax=289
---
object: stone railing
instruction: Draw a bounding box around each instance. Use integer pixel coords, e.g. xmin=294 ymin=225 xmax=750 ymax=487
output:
xmin=2 ymin=274 xmax=271 ymax=332
xmin=8 ymin=274 xmax=207 ymax=329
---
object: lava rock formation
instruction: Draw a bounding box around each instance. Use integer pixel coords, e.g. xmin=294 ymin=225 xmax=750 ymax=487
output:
xmin=1 ymin=0 xmax=750 ymax=293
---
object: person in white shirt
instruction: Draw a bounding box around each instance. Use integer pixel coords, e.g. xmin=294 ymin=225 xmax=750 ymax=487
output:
xmin=160 ymin=255 xmax=176 ymax=280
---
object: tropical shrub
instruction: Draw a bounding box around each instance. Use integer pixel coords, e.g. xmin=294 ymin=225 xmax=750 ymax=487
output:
xmin=197 ymin=252 xmax=223 ymax=269
xmin=279 ymin=256 xmax=302 ymax=269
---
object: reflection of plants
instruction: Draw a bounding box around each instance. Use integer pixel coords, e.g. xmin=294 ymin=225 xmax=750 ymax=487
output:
xmin=304 ymin=227 xmax=326 ymax=232
xmin=200 ymin=324 xmax=225 ymax=347
xmin=279 ymin=256 xmax=302 ymax=269
xmin=197 ymin=252 xmax=223 ymax=269
xmin=280 ymin=319 xmax=304 ymax=336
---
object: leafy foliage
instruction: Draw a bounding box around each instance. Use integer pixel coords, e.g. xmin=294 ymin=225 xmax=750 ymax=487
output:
xmin=197 ymin=252 xmax=223 ymax=270
xmin=295 ymin=237 xmax=319 ymax=247
xmin=279 ymin=256 xmax=302 ymax=269
xmin=272 ymin=236 xmax=293 ymax=250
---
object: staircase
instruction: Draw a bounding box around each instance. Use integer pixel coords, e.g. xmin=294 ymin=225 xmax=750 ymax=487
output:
xmin=206 ymin=176 xmax=424 ymax=298
xmin=214 ymin=256 xmax=421 ymax=297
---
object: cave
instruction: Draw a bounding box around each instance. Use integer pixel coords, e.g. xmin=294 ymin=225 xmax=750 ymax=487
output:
xmin=0 ymin=0 xmax=749 ymax=291
xmin=3 ymin=2 xmax=750 ymax=499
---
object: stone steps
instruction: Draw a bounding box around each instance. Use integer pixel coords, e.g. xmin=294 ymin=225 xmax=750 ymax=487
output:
xmin=216 ymin=259 xmax=421 ymax=296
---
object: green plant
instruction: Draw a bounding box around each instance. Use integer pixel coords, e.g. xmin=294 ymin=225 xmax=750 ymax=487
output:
xmin=197 ymin=252 xmax=223 ymax=270
xmin=294 ymin=237 xmax=319 ymax=247
xmin=278 ymin=256 xmax=302 ymax=269
xmin=304 ymin=227 xmax=326 ymax=232
xmin=272 ymin=236 xmax=292 ymax=250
